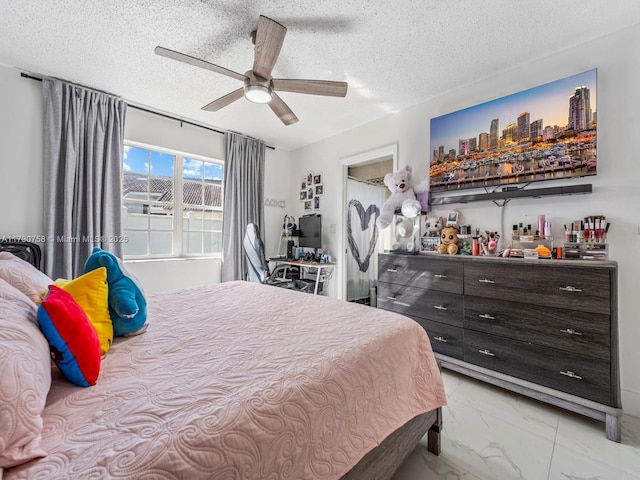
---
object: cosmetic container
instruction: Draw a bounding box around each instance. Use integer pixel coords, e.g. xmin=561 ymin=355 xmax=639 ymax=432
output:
xmin=538 ymin=215 xmax=545 ymax=237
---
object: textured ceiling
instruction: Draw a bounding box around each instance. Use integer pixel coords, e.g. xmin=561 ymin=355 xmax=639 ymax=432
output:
xmin=1 ymin=1 xmax=640 ymax=151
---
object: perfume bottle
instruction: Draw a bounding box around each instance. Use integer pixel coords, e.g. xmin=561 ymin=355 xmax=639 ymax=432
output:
xmin=472 ymin=238 xmax=480 ymax=256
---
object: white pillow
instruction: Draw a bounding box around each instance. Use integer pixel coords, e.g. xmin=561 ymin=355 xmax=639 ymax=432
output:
xmin=0 ymin=252 xmax=52 ymax=305
xmin=0 ymin=278 xmax=51 ymax=468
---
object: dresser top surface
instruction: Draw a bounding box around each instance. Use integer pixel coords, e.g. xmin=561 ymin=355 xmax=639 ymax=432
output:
xmin=379 ymin=252 xmax=617 ymax=270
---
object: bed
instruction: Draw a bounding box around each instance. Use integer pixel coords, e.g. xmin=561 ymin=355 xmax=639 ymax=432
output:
xmin=2 ymin=280 xmax=446 ymax=480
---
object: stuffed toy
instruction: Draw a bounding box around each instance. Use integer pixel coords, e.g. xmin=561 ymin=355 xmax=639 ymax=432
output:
xmin=424 ymin=216 xmax=444 ymax=237
xmin=391 ymin=216 xmax=418 ymax=252
xmin=438 ymin=226 xmax=459 ymax=255
xmin=458 ymin=240 xmax=472 ymax=255
xmin=377 ymin=166 xmax=417 ymax=229
xmin=84 ymin=247 xmax=147 ymax=336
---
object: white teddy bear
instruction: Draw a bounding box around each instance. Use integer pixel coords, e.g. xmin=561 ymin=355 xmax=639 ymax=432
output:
xmin=377 ymin=165 xmax=418 ymax=229
xmin=391 ymin=216 xmax=419 ymax=252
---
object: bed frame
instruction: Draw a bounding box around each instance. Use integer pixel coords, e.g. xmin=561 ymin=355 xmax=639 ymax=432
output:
xmin=341 ymin=407 xmax=442 ymax=480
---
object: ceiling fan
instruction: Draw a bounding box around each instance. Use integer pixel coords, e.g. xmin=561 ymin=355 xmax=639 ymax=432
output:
xmin=155 ymin=15 xmax=348 ymax=126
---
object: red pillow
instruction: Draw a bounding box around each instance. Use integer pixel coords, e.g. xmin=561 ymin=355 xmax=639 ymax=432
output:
xmin=37 ymin=285 xmax=101 ymax=387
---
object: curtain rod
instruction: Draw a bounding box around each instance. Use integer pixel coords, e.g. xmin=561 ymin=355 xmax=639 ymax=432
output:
xmin=20 ymin=72 xmax=275 ymax=150
xmin=347 ymin=175 xmax=384 ymax=186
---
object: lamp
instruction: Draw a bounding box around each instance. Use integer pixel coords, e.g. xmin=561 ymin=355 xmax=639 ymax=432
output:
xmin=244 ymin=84 xmax=272 ymax=104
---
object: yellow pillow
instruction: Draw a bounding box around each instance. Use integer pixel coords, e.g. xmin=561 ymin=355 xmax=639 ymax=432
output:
xmin=54 ymin=267 xmax=112 ymax=355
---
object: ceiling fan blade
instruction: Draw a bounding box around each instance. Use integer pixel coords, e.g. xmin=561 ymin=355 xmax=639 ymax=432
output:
xmin=155 ymin=46 xmax=247 ymax=82
xmin=252 ymin=16 xmax=287 ymax=79
xmin=202 ymin=88 xmax=245 ymax=112
xmin=272 ymin=78 xmax=348 ymax=97
xmin=269 ymin=92 xmax=298 ymax=126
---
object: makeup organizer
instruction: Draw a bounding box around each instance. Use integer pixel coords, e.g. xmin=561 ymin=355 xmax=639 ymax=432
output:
xmin=562 ymin=215 xmax=609 ymax=260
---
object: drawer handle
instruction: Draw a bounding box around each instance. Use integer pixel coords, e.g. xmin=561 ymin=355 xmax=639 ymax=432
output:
xmin=560 ymin=328 xmax=583 ymax=336
xmin=386 ymin=268 xmax=398 ymax=273
xmin=559 ymin=285 xmax=583 ymax=293
xmin=434 ymin=305 xmax=448 ymax=311
xmin=478 ymin=313 xmax=495 ymax=320
xmin=478 ymin=278 xmax=495 ymax=284
xmin=433 ymin=274 xmax=447 ymax=278
xmin=478 ymin=349 xmax=495 ymax=356
xmin=559 ymin=370 xmax=583 ymax=380
xmin=433 ymin=336 xmax=448 ymax=343
xmin=386 ymin=295 xmax=398 ymax=301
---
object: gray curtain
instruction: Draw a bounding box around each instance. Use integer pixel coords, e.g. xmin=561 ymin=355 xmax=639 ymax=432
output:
xmin=221 ymin=132 xmax=265 ymax=282
xmin=43 ymin=78 xmax=127 ymax=279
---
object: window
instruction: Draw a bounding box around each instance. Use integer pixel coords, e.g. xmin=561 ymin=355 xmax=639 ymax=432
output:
xmin=122 ymin=142 xmax=224 ymax=258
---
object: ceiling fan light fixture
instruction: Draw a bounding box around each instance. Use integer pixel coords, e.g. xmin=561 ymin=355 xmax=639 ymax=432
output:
xmin=156 ymin=16 xmax=347 ymax=125
xmin=244 ymin=84 xmax=272 ymax=104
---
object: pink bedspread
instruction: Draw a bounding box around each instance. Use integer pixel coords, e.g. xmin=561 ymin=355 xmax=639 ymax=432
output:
xmin=5 ymin=281 xmax=446 ymax=480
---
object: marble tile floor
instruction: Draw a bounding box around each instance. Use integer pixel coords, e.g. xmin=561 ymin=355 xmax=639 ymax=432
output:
xmin=393 ymin=370 xmax=640 ymax=480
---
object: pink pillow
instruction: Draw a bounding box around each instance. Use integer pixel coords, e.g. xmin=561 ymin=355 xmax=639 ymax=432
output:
xmin=0 ymin=252 xmax=52 ymax=305
xmin=0 ymin=278 xmax=52 ymax=468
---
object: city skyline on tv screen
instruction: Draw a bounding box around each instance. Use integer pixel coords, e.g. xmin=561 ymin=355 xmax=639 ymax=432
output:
xmin=429 ymin=69 xmax=597 ymax=193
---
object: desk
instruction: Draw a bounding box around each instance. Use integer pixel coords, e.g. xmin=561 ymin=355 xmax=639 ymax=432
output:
xmin=269 ymin=258 xmax=335 ymax=295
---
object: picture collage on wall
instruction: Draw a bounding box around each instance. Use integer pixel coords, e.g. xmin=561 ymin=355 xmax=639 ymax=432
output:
xmin=300 ymin=172 xmax=323 ymax=211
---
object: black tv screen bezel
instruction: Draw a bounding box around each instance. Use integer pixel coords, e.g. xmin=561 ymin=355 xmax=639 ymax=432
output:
xmin=298 ymin=214 xmax=322 ymax=249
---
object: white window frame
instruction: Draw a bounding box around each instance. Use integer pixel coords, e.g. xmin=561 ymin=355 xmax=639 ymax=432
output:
xmin=122 ymin=140 xmax=224 ymax=259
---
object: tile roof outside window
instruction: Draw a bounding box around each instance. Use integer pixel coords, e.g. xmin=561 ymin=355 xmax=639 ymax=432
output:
xmin=123 ymin=172 xmax=223 ymax=209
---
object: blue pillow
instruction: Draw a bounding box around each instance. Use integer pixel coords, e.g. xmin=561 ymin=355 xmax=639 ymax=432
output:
xmin=84 ymin=247 xmax=147 ymax=336
xmin=37 ymin=285 xmax=101 ymax=387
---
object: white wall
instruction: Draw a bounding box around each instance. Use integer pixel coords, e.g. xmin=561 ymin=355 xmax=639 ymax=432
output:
xmin=0 ymin=67 xmax=44 ymax=238
xmin=290 ymin=26 xmax=640 ymax=417
xmin=0 ymin=66 xmax=294 ymax=293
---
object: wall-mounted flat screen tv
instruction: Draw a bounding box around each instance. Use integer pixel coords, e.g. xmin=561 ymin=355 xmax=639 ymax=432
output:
xmin=429 ymin=69 xmax=597 ymax=193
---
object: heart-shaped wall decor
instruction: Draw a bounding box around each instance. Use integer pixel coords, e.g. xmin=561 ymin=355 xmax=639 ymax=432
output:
xmin=347 ymin=199 xmax=380 ymax=273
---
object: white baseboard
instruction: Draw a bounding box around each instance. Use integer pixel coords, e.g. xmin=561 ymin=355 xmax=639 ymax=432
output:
xmin=621 ymin=388 xmax=640 ymax=418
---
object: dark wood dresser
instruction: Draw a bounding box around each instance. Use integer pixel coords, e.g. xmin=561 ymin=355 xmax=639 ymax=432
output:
xmin=378 ymin=252 xmax=621 ymax=442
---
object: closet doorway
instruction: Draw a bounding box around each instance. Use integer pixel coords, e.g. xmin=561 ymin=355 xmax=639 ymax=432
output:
xmin=340 ymin=144 xmax=398 ymax=304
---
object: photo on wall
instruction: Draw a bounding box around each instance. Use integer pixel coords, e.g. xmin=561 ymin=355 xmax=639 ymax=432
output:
xmin=429 ymin=69 xmax=597 ymax=193
xmin=301 ymin=172 xmax=323 ymax=210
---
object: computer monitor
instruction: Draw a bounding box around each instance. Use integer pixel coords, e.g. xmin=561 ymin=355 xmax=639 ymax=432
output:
xmin=298 ymin=214 xmax=322 ymax=249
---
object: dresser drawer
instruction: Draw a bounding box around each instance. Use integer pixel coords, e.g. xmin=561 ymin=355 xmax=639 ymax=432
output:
xmin=409 ymin=316 xmax=463 ymax=360
xmin=464 ymin=295 xmax=610 ymax=359
xmin=378 ymin=282 xmax=463 ymax=326
xmin=464 ymin=330 xmax=613 ymax=405
xmin=378 ymin=254 xmax=463 ymax=293
xmin=464 ymin=263 xmax=611 ymax=314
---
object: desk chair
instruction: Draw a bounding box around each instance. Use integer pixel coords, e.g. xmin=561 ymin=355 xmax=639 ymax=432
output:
xmin=243 ymin=223 xmax=312 ymax=292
